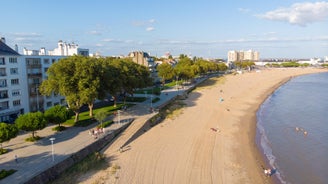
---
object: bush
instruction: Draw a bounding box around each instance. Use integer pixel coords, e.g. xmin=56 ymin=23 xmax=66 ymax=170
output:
xmin=52 ymin=126 xmax=66 ymax=132
xmin=0 ymin=169 xmax=16 ymax=179
xmin=0 ymin=148 xmax=8 ymax=155
xmin=152 ymin=97 xmax=160 ymax=103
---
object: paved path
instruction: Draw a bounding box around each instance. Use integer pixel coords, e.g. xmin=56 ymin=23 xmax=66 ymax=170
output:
xmin=0 ymin=81 xmax=202 ymax=184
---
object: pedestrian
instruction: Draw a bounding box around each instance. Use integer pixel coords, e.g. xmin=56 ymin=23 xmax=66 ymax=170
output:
xmin=14 ymin=154 xmax=18 ymax=163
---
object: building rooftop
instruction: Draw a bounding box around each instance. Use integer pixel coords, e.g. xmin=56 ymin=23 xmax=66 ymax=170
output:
xmin=0 ymin=40 xmax=20 ymax=56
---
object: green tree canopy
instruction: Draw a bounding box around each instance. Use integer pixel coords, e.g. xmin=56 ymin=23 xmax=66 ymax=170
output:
xmin=108 ymin=58 xmax=152 ymax=103
xmin=44 ymin=105 xmax=70 ymax=128
xmin=234 ymin=60 xmax=255 ymax=70
xmin=157 ymin=62 xmax=175 ymax=83
xmin=15 ymin=112 xmax=47 ymax=139
xmin=0 ymin=123 xmax=19 ymax=151
xmin=95 ymin=109 xmax=108 ymax=128
xmin=174 ymin=57 xmax=195 ymax=80
xmin=40 ymin=55 xmax=117 ymax=121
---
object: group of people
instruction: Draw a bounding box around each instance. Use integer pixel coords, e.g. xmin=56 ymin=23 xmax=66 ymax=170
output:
xmin=89 ymin=127 xmax=106 ymax=139
xmin=295 ymin=126 xmax=308 ymax=136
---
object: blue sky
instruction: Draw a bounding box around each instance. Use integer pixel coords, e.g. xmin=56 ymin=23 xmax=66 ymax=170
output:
xmin=1 ymin=0 xmax=328 ymax=59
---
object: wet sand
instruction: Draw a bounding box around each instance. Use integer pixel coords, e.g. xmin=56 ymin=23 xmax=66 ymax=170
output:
xmin=79 ymin=67 xmax=327 ymax=184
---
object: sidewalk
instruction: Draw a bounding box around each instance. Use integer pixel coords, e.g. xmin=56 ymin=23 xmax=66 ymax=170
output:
xmin=0 ymin=77 xmax=206 ymax=184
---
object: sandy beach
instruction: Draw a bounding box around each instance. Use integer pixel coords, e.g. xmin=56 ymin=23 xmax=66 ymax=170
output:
xmin=79 ymin=67 xmax=327 ymax=184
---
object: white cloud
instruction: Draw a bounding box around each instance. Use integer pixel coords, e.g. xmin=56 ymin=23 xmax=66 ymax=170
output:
xmin=10 ymin=32 xmax=42 ymax=37
xmin=132 ymin=19 xmax=156 ymax=32
xmin=88 ymin=30 xmax=102 ymax=36
xmin=146 ymin=27 xmax=155 ymax=31
xmin=258 ymin=2 xmax=328 ymax=26
xmin=238 ymin=8 xmax=251 ymax=13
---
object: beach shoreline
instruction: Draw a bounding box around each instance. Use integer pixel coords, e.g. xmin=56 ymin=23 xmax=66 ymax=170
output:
xmin=78 ymin=67 xmax=327 ymax=184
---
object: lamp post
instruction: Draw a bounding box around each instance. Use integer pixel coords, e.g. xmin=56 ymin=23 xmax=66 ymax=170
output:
xmin=49 ymin=137 xmax=55 ymax=162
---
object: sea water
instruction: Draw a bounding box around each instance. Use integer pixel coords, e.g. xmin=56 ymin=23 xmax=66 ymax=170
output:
xmin=257 ymin=72 xmax=328 ymax=184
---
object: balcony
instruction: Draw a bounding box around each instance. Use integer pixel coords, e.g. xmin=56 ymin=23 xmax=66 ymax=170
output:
xmin=0 ymin=93 xmax=8 ymax=99
xmin=0 ymin=101 xmax=9 ymax=111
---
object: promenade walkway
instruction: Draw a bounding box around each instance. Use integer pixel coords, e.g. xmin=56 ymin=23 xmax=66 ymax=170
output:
xmin=0 ymin=80 xmax=201 ymax=184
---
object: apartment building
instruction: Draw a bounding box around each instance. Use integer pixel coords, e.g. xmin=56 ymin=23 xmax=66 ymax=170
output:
xmin=227 ymin=50 xmax=259 ymax=62
xmin=0 ymin=38 xmax=28 ymax=123
xmin=0 ymin=38 xmax=90 ymax=123
xmin=22 ymin=55 xmax=66 ymax=112
xmin=48 ymin=40 xmax=89 ymax=56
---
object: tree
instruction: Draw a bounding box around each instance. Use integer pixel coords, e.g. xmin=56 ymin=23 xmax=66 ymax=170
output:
xmin=157 ymin=62 xmax=175 ymax=85
xmin=76 ymin=57 xmax=109 ymax=117
xmin=40 ymin=55 xmax=84 ymax=122
xmin=0 ymin=123 xmax=19 ymax=153
xmin=174 ymin=57 xmax=195 ymax=80
xmin=95 ymin=109 xmax=108 ymax=128
xmin=40 ymin=55 xmax=112 ymax=121
xmin=15 ymin=112 xmax=47 ymax=140
xmin=108 ymin=58 xmax=152 ymax=104
xmin=44 ymin=105 xmax=70 ymax=130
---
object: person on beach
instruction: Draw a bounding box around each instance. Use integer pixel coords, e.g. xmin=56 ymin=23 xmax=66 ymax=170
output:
xmin=264 ymin=168 xmax=271 ymax=176
xmin=15 ymin=154 xmax=18 ymax=163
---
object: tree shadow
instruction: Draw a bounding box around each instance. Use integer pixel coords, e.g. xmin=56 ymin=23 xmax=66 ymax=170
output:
xmin=35 ymin=125 xmax=93 ymax=146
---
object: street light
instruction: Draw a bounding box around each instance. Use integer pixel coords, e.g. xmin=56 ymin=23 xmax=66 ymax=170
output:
xmin=49 ymin=137 xmax=55 ymax=162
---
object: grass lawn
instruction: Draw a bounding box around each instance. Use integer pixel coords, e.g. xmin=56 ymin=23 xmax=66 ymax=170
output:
xmin=63 ymin=103 xmax=133 ymax=127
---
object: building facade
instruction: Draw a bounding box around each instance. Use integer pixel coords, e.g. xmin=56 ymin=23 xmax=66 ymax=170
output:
xmin=0 ymin=38 xmax=28 ymax=123
xmin=22 ymin=55 xmax=66 ymax=112
xmin=23 ymin=40 xmax=89 ymax=56
xmin=227 ymin=50 xmax=259 ymax=62
xmin=0 ymin=38 xmax=90 ymax=123
xmin=48 ymin=40 xmax=89 ymax=56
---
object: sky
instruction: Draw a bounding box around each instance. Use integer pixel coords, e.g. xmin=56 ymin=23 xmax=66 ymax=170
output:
xmin=1 ymin=0 xmax=328 ymax=59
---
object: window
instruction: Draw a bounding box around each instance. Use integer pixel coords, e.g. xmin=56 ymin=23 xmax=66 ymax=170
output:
xmin=52 ymin=59 xmax=56 ymax=63
xmin=9 ymin=57 xmax=17 ymax=63
xmin=26 ymin=58 xmax=41 ymax=65
xmin=10 ymin=68 xmax=18 ymax=74
xmin=46 ymin=101 xmax=52 ymax=107
xmin=0 ymin=57 xmax=5 ymax=65
xmin=0 ymin=68 xmax=6 ymax=76
xmin=33 ymin=78 xmax=40 ymax=85
xmin=43 ymin=59 xmax=49 ymax=64
xmin=0 ymin=79 xmax=7 ymax=87
xmin=13 ymin=100 xmax=21 ymax=106
xmin=44 ymin=67 xmax=48 ymax=73
xmin=11 ymin=79 xmax=19 ymax=85
xmin=12 ymin=90 xmax=21 ymax=96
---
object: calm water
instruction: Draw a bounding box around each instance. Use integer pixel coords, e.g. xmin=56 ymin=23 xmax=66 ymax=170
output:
xmin=257 ymin=72 xmax=328 ymax=184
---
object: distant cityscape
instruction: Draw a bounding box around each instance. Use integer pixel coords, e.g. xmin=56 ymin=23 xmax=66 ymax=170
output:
xmin=0 ymin=36 xmax=327 ymax=123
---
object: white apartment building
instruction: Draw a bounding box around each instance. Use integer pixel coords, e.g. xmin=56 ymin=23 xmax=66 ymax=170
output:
xmin=48 ymin=40 xmax=89 ymax=56
xmin=227 ymin=50 xmax=259 ymax=62
xmin=1 ymin=38 xmax=90 ymax=123
xmin=22 ymin=55 xmax=66 ymax=113
xmin=24 ymin=40 xmax=89 ymax=56
xmin=0 ymin=38 xmax=28 ymax=123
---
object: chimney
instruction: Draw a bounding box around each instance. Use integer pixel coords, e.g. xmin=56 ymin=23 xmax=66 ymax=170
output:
xmin=15 ymin=44 xmax=19 ymax=52
xmin=0 ymin=37 xmax=5 ymax=43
